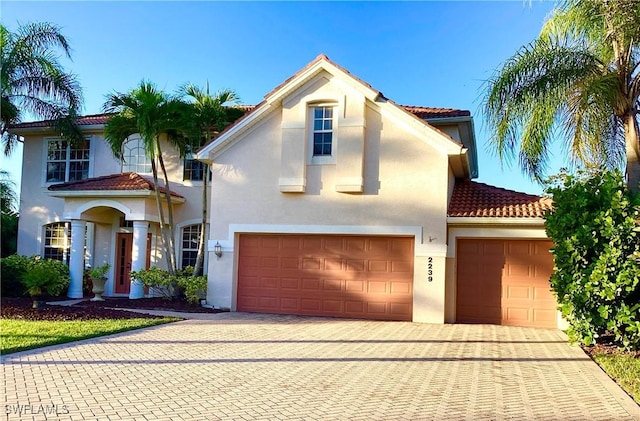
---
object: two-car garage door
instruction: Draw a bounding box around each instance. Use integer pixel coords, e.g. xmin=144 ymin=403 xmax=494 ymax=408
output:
xmin=456 ymin=239 xmax=557 ymax=328
xmin=237 ymin=234 xmax=414 ymax=321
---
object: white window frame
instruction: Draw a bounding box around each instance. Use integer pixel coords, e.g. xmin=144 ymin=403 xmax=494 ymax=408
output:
xmin=177 ymin=221 xmax=208 ymax=271
xmin=42 ymin=137 xmax=93 ymax=185
xmin=182 ymin=146 xmax=209 ymax=184
xmin=43 ymin=222 xmax=71 ymax=264
xmin=121 ymin=134 xmax=152 ymax=174
xmin=308 ymin=103 xmax=337 ymax=165
xmin=42 ymin=222 xmax=94 ymax=266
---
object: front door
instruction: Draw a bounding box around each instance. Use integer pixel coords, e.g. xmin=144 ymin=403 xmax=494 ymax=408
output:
xmin=114 ymin=232 xmax=152 ymax=294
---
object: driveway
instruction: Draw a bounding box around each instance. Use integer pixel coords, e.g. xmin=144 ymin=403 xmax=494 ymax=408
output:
xmin=2 ymin=313 xmax=638 ymax=420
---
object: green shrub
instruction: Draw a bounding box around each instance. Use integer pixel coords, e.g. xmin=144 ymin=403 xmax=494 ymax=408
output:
xmin=544 ymin=169 xmax=640 ymax=350
xmin=0 ymin=254 xmax=31 ymax=296
xmin=175 ymin=266 xmax=207 ymax=305
xmin=130 ymin=266 xmax=207 ymax=304
xmin=21 ymin=257 xmax=70 ymax=298
xmin=130 ymin=267 xmax=177 ymax=299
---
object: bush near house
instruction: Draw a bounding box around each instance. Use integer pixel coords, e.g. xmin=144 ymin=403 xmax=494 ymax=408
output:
xmin=1 ymin=255 xmax=70 ymax=299
xmin=21 ymin=257 xmax=70 ymax=299
xmin=544 ymin=169 xmax=640 ymax=350
xmin=0 ymin=254 xmax=31 ymax=296
xmin=130 ymin=266 xmax=206 ymax=305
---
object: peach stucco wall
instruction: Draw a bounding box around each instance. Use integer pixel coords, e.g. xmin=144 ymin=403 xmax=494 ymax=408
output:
xmin=206 ymin=73 xmax=451 ymax=322
xmin=17 ymin=130 xmax=209 ymax=295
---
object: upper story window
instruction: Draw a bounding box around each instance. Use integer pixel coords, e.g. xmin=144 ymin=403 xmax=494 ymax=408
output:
xmin=46 ymin=138 xmax=91 ymax=183
xmin=183 ymin=147 xmax=209 ymax=182
xmin=308 ymin=104 xmax=337 ymax=165
xmin=122 ymin=135 xmax=151 ymax=173
xmin=313 ymin=106 xmax=333 ymax=156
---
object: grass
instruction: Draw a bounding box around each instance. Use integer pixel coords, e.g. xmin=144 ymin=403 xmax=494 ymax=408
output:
xmin=0 ymin=318 xmax=179 ymax=355
xmin=591 ymin=351 xmax=640 ymax=404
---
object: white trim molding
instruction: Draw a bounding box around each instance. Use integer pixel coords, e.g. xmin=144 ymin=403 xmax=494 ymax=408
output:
xmin=207 ymin=224 xmax=449 ymax=256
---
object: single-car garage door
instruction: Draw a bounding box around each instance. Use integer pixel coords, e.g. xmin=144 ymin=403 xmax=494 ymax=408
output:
xmin=456 ymin=239 xmax=557 ymax=328
xmin=237 ymin=234 xmax=414 ymax=321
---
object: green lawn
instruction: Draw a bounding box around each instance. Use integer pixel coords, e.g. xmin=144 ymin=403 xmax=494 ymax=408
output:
xmin=591 ymin=351 xmax=640 ymax=404
xmin=0 ymin=318 xmax=179 ymax=355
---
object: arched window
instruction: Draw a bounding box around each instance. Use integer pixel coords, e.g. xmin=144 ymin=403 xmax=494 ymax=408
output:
xmin=43 ymin=222 xmax=71 ymax=264
xmin=122 ymin=135 xmax=151 ymax=173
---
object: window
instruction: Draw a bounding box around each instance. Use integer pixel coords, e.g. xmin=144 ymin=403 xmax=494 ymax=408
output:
xmin=46 ymin=139 xmax=91 ymax=183
xmin=183 ymin=147 xmax=208 ymax=181
xmin=312 ymin=106 xmax=334 ymax=156
xmin=43 ymin=222 xmax=71 ymax=264
xmin=122 ymin=136 xmax=151 ymax=173
xmin=181 ymin=224 xmax=202 ymax=269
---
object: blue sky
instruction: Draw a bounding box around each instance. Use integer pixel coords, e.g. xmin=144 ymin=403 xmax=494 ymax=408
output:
xmin=1 ymin=0 xmax=561 ymax=197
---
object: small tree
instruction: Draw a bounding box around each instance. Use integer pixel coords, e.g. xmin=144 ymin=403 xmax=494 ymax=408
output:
xmin=544 ymin=169 xmax=640 ymax=349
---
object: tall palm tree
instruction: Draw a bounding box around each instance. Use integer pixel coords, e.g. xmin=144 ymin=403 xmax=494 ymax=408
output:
xmin=1 ymin=22 xmax=84 ymax=155
xmin=0 ymin=170 xmax=18 ymax=256
xmin=179 ymin=83 xmax=241 ymax=276
xmin=103 ymin=81 xmax=189 ymax=274
xmin=484 ymin=0 xmax=640 ymax=191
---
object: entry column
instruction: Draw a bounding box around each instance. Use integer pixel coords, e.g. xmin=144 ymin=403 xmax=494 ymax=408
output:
xmin=129 ymin=221 xmax=149 ymax=299
xmin=67 ymin=220 xmax=86 ymax=298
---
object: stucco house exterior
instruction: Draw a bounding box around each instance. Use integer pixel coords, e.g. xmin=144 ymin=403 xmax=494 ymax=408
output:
xmin=10 ymin=55 xmax=558 ymax=328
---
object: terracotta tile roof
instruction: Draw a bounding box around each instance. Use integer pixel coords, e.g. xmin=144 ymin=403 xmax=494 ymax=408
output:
xmin=399 ymin=105 xmax=471 ymax=119
xmin=10 ymin=113 xmax=115 ymax=129
xmin=448 ymin=180 xmax=552 ymax=218
xmin=230 ymin=104 xmax=469 ymax=119
xmin=47 ymin=172 xmax=184 ymax=198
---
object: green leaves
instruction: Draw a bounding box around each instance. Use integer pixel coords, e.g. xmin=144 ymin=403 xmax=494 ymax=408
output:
xmin=1 ymin=21 xmax=83 ymax=155
xmin=545 ymin=169 xmax=640 ymax=350
xmin=484 ymin=0 xmax=640 ymax=183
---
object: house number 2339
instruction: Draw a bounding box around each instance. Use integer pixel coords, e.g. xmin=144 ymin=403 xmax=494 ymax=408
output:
xmin=427 ymin=257 xmax=433 ymax=282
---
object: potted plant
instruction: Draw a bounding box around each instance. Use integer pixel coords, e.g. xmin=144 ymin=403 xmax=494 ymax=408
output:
xmin=88 ymin=262 xmax=110 ymax=301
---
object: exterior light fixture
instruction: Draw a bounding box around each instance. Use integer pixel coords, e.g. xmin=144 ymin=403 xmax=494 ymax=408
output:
xmin=214 ymin=242 xmax=222 ymax=258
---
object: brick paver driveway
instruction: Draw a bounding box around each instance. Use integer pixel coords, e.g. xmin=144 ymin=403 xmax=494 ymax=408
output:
xmin=2 ymin=313 xmax=638 ymax=420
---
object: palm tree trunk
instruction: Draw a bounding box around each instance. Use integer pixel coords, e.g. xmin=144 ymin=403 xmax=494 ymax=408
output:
xmin=155 ymin=138 xmax=177 ymax=273
xmin=193 ymin=163 xmax=208 ymax=276
xmin=624 ymin=114 xmax=640 ymax=194
xmin=150 ymin=159 xmax=172 ymax=272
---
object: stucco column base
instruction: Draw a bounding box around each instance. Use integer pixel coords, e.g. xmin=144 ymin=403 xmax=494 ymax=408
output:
xmin=129 ymin=221 xmax=149 ymax=299
xmin=67 ymin=220 xmax=86 ymax=299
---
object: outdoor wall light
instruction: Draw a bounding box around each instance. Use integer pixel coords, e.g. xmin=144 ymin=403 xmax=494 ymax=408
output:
xmin=214 ymin=242 xmax=223 ymax=258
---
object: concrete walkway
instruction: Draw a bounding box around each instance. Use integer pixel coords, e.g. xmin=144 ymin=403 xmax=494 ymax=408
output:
xmin=2 ymin=313 xmax=638 ymax=420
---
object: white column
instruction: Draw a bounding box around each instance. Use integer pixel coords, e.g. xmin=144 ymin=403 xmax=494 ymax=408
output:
xmin=67 ymin=220 xmax=86 ymax=299
xmin=129 ymin=221 xmax=149 ymax=299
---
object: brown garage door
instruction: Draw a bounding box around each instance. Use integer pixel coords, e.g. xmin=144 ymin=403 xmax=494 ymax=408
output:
xmin=237 ymin=234 xmax=414 ymax=321
xmin=456 ymin=239 xmax=557 ymax=328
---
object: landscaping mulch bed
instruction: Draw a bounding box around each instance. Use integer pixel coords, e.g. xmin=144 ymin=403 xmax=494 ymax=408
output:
xmin=1 ymin=297 xmax=167 ymax=321
xmin=1 ymin=297 xmax=223 ymax=322
xmin=74 ymin=297 xmax=224 ymax=314
xmin=582 ymin=335 xmax=640 ymax=358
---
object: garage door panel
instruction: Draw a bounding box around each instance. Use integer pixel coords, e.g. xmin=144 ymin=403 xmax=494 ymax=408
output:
xmin=237 ymin=234 xmax=413 ymax=321
xmin=368 ymin=260 xmax=388 ymax=272
xmin=457 ymin=239 xmax=557 ymax=328
xmin=346 ymin=259 xmax=365 ymax=272
xmin=345 ymin=280 xmax=365 ymax=291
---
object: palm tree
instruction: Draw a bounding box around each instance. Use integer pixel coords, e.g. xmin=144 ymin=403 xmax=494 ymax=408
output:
xmin=1 ymin=170 xmax=18 ymax=256
xmin=484 ymin=0 xmax=640 ymax=191
xmin=1 ymin=22 xmax=84 ymax=155
xmin=179 ymin=83 xmax=241 ymax=276
xmin=103 ymin=81 xmax=189 ymax=274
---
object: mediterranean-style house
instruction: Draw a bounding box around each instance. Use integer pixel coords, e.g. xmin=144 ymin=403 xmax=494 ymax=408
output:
xmin=10 ymin=55 xmax=559 ymax=328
